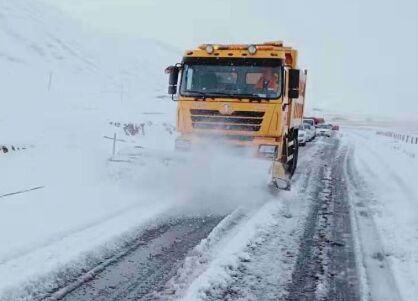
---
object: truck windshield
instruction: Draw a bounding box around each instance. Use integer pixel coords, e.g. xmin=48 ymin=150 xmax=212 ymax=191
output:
xmin=180 ymin=62 xmax=283 ymax=100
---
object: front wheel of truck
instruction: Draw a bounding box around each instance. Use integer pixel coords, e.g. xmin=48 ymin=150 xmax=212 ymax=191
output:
xmin=284 ymin=130 xmax=299 ymax=178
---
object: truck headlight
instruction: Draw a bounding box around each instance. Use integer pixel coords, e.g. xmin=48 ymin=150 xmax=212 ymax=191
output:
xmin=205 ymin=45 xmax=214 ymax=54
xmin=258 ymin=144 xmax=278 ymax=155
xmin=248 ymin=45 xmax=257 ymax=55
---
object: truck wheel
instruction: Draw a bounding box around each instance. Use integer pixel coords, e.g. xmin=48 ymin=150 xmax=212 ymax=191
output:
xmin=290 ymin=136 xmax=299 ymax=177
xmin=284 ymin=131 xmax=299 ymax=178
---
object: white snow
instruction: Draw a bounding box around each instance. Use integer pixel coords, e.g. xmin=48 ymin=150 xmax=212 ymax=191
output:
xmin=146 ymin=141 xmax=326 ymax=301
xmin=0 ymin=0 xmax=179 ymax=296
xmin=343 ymin=127 xmax=418 ymax=301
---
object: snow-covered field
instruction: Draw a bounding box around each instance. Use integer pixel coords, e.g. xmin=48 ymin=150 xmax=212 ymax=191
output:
xmin=0 ymin=0 xmax=178 ymax=296
xmin=343 ymin=128 xmax=418 ymax=301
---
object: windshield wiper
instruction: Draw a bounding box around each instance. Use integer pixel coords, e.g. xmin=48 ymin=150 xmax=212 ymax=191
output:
xmin=204 ymin=91 xmax=235 ymax=97
xmin=184 ymin=90 xmax=207 ymax=99
xmin=231 ymin=93 xmax=264 ymax=100
xmin=185 ymin=91 xmax=260 ymax=99
xmin=184 ymin=91 xmax=274 ymax=100
xmin=185 ymin=91 xmax=232 ymax=98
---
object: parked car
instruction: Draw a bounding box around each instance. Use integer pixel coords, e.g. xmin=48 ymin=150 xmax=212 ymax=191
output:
xmin=307 ymin=125 xmax=316 ymax=141
xmin=303 ymin=118 xmax=316 ymax=127
xmin=316 ymin=124 xmax=333 ymax=137
xmin=298 ymin=126 xmax=307 ymax=146
xmin=299 ymin=124 xmax=315 ymax=144
xmin=303 ymin=119 xmax=317 ymax=141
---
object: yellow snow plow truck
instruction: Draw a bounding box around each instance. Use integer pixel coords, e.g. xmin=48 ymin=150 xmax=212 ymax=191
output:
xmin=165 ymin=41 xmax=307 ymax=190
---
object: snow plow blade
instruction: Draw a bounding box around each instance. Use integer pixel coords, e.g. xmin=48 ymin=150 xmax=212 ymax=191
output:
xmin=269 ymin=177 xmax=291 ymax=191
xmin=269 ymin=160 xmax=291 ymax=191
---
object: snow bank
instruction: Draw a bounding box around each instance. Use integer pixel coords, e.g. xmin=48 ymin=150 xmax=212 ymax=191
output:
xmin=344 ymin=128 xmax=418 ymax=300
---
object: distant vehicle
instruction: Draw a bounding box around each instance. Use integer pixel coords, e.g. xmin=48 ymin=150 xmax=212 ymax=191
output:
xmin=315 ymin=117 xmax=325 ymax=124
xmin=316 ymin=124 xmax=332 ymax=137
xmin=332 ymin=124 xmax=340 ymax=131
xmin=302 ymin=119 xmax=316 ymax=140
xmin=303 ymin=118 xmax=315 ymax=127
xmin=304 ymin=116 xmax=324 ymax=125
xmin=298 ymin=126 xmax=307 ymax=146
xmin=303 ymin=123 xmax=316 ymax=142
xmin=298 ymin=124 xmax=315 ymax=143
xmin=306 ymin=125 xmax=316 ymax=141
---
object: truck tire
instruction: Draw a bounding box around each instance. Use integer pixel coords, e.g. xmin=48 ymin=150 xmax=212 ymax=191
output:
xmin=283 ymin=130 xmax=299 ymax=178
xmin=291 ymin=136 xmax=299 ymax=177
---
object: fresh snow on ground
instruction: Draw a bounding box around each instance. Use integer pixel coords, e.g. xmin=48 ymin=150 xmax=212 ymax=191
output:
xmin=0 ymin=0 xmax=178 ymax=296
xmin=145 ymin=141 xmax=326 ymax=301
xmin=343 ymin=128 xmax=418 ymax=301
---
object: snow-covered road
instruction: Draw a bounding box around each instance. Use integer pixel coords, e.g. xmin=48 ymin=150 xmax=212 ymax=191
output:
xmin=0 ymin=125 xmax=418 ymax=300
xmin=0 ymin=134 xmax=365 ymax=301
xmin=344 ymin=129 xmax=418 ymax=301
xmin=2 ymin=126 xmax=418 ymax=301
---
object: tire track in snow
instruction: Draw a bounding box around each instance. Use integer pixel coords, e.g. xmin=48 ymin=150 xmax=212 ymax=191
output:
xmin=148 ymin=139 xmax=327 ymax=301
xmin=37 ymin=216 xmax=224 ymax=301
xmin=190 ymin=149 xmax=322 ymax=301
xmin=141 ymin=208 xmax=250 ymax=300
xmin=286 ymin=138 xmax=361 ymax=301
xmin=345 ymin=144 xmax=402 ymax=301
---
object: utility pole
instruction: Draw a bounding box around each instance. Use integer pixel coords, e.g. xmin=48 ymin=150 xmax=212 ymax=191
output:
xmin=112 ymin=133 xmax=117 ymax=157
xmin=103 ymin=133 xmax=125 ymax=158
xmin=48 ymin=72 xmax=53 ymax=91
xmin=120 ymin=83 xmax=124 ymax=104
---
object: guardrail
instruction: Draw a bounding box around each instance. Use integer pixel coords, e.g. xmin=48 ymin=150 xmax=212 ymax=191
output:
xmin=376 ymin=131 xmax=418 ymax=145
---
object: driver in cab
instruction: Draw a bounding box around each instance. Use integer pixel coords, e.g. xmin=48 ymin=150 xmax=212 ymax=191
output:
xmin=254 ymin=68 xmax=279 ymax=93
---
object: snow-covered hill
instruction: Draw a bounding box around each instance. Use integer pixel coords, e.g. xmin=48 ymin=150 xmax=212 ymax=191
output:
xmin=0 ymin=0 xmax=178 ymax=145
xmin=0 ymin=1 xmax=180 ymax=297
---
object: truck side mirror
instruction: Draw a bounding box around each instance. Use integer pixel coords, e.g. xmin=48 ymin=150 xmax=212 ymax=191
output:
xmin=288 ymin=69 xmax=300 ymax=99
xmin=165 ymin=65 xmax=180 ymax=95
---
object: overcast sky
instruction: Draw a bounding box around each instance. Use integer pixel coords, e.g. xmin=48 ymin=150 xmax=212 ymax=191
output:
xmin=41 ymin=0 xmax=418 ymax=117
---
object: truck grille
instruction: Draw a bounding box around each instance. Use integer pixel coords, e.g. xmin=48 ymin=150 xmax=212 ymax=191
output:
xmin=190 ymin=109 xmax=264 ymax=132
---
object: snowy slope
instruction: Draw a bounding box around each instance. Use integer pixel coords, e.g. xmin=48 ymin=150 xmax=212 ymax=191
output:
xmin=0 ymin=0 xmax=100 ymax=121
xmin=0 ymin=0 xmax=178 ymax=143
xmin=0 ymin=0 xmax=179 ymax=297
